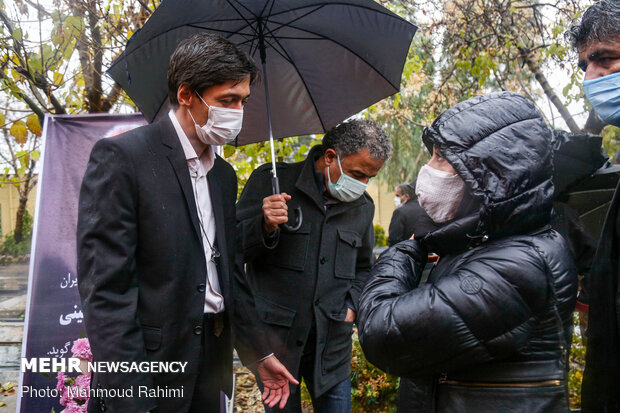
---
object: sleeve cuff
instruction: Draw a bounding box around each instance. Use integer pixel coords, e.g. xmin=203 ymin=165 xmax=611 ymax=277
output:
xmin=258 ymin=352 xmax=275 ymax=362
xmin=262 ymin=226 xmax=280 ymax=249
xmin=346 ymin=294 xmax=356 ymax=312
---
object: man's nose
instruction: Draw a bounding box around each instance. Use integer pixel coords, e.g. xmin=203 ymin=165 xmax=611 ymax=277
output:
xmin=584 ymin=64 xmax=605 ymax=81
xmin=231 ymin=101 xmax=244 ymax=110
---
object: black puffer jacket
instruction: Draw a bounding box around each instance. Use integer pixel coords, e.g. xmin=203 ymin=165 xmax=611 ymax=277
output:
xmin=358 ymin=92 xmax=578 ymax=412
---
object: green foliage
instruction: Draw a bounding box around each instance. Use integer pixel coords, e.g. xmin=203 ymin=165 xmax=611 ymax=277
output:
xmin=569 ymin=312 xmax=586 ymax=409
xmin=0 ymin=209 xmax=33 ymax=256
xmin=225 ymin=135 xmax=322 ymax=198
xmin=351 ymin=329 xmax=399 ymax=412
xmin=374 ymin=224 xmax=387 ymax=247
xmin=300 ymin=379 xmax=313 ymax=406
xmin=370 ymin=0 xmax=595 ymax=188
xmin=602 ymin=125 xmax=620 ymax=160
xmin=368 ymin=33 xmax=433 ymax=188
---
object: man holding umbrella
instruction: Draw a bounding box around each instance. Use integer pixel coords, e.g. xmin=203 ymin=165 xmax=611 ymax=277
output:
xmin=234 ymin=119 xmax=391 ymax=412
xmin=568 ymin=2 xmax=620 ymax=411
xmin=77 ymin=33 xmax=296 ymax=413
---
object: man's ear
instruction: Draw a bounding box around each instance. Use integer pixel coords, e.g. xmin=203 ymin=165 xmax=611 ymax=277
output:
xmin=402 ymin=194 xmax=411 ymax=202
xmin=324 ymin=148 xmax=337 ymax=167
xmin=177 ymin=83 xmax=193 ymax=107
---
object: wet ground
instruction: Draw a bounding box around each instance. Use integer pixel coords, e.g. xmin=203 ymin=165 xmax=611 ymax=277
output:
xmin=0 ymin=263 xmax=28 ymax=412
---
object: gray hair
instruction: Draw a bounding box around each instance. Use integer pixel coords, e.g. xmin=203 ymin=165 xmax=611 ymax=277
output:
xmin=396 ymin=183 xmax=415 ymax=199
xmin=322 ymin=119 xmax=392 ymax=161
xmin=567 ymin=0 xmax=620 ymax=50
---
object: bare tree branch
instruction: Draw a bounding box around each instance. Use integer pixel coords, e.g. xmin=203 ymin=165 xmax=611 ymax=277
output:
xmin=0 ymin=72 xmax=46 ymax=121
xmin=137 ymin=0 xmax=153 ymax=14
xmin=101 ymin=82 xmax=123 ymax=112
xmin=24 ymin=0 xmax=51 ymax=17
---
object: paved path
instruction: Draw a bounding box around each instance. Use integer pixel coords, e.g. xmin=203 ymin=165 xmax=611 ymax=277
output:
xmin=0 ymin=263 xmax=28 ymax=319
xmin=0 ymin=263 xmax=28 ymax=413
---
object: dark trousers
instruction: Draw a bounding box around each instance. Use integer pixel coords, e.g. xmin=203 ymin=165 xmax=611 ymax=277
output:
xmin=188 ymin=313 xmax=227 ymax=413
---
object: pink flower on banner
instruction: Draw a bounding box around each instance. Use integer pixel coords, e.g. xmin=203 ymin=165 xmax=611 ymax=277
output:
xmin=71 ymin=338 xmax=92 ymax=362
xmin=64 ymin=398 xmax=88 ymax=413
xmin=59 ymin=385 xmax=70 ymax=407
xmin=56 ymin=371 xmax=66 ymax=392
xmin=74 ymin=374 xmax=91 ymax=400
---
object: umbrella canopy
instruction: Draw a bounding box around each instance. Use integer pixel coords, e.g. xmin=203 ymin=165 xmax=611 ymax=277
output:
xmin=558 ymin=164 xmax=620 ymax=240
xmin=107 ymin=0 xmax=417 ymax=146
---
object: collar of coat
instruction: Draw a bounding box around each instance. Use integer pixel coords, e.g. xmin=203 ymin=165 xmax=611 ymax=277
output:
xmin=421 ymin=214 xmax=481 ymax=256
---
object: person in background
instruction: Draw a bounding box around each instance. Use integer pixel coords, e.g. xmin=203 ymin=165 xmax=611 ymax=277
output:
xmin=388 ymin=181 xmax=440 ymax=246
xmin=358 ymin=92 xmax=577 ymax=412
xmin=394 ymin=183 xmax=415 ymax=208
xmin=568 ymin=1 xmax=620 ymax=410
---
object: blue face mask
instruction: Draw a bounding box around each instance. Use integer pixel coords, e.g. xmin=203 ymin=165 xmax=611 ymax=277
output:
xmin=583 ymin=71 xmax=620 ymax=127
xmin=327 ymin=154 xmax=368 ymax=202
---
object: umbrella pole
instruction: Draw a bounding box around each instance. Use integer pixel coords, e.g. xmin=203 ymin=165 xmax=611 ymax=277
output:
xmin=261 ymin=59 xmax=280 ymax=194
xmin=259 ymin=32 xmax=302 ymax=231
xmin=257 ymin=20 xmax=280 ymax=194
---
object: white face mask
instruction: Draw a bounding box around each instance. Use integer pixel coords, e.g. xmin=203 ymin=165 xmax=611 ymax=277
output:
xmin=394 ymin=196 xmax=402 ymax=207
xmin=187 ymin=92 xmax=243 ymax=145
xmin=415 ymin=164 xmax=465 ymax=223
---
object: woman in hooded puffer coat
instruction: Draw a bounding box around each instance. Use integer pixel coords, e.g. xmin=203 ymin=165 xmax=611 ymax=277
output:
xmin=357 ymin=92 xmax=578 ymax=412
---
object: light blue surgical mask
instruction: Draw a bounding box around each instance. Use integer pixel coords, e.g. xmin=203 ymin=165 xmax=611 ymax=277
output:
xmin=327 ymin=154 xmax=368 ymax=202
xmin=583 ymin=71 xmax=620 ymax=127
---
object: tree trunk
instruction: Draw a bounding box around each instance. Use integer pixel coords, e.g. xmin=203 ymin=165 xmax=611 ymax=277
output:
xmin=584 ymin=109 xmax=606 ymax=135
xmin=523 ymin=54 xmax=580 ymax=133
xmin=13 ymin=165 xmax=36 ymax=244
xmin=13 ymin=194 xmax=28 ymax=243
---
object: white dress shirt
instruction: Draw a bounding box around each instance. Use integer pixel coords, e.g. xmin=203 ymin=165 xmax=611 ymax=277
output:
xmin=169 ymin=110 xmax=224 ymax=314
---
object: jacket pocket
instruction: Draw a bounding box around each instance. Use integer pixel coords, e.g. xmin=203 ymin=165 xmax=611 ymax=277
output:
xmin=268 ymin=224 xmax=310 ymax=272
xmin=142 ymin=326 xmax=162 ymax=351
xmin=321 ymin=314 xmax=354 ymax=374
xmin=436 ymin=381 xmax=569 ymax=413
xmin=255 ymin=295 xmax=297 ymax=353
xmin=255 ymin=295 xmax=297 ymax=327
xmin=334 ymin=229 xmax=361 ymax=279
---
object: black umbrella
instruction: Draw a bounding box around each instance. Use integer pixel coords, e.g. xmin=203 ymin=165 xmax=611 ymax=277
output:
xmin=108 ymin=0 xmax=417 ymax=230
xmin=557 ymin=164 xmax=620 ymax=240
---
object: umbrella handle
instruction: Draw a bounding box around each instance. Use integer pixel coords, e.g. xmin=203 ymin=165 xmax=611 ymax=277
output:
xmin=271 ymin=175 xmax=303 ymax=232
xmin=284 ymin=207 xmax=303 ymax=232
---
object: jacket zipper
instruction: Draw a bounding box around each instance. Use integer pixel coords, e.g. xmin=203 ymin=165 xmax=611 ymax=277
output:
xmin=438 ymin=377 xmax=562 ymax=388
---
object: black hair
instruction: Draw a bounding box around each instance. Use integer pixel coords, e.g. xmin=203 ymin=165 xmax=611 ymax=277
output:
xmin=567 ymin=0 xmax=620 ymax=50
xmin=167 ymin=33 xmax=259 ymax=106
xmin=396 ymin=183 xmax=415 ymax=199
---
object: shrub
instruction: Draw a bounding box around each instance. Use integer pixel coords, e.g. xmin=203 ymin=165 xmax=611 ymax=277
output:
xmin=569 ymin=312 xmax=586 ymax=409
xmin=351 ymin=328 xmax=398 ymax=412
xmin=0 ymin=210 xmax=33 ymax=257
xmin=374 ymin=224 xmax=387 ymax=247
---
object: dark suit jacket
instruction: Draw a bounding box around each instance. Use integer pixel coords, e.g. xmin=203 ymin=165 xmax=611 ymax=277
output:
xmin=77 ymin=116 xmax=237 ymax=413
xmin=582 ymin=180 xmax=620 ymax=413
xmin=234 ymin=145 xmax=375 ymax=398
